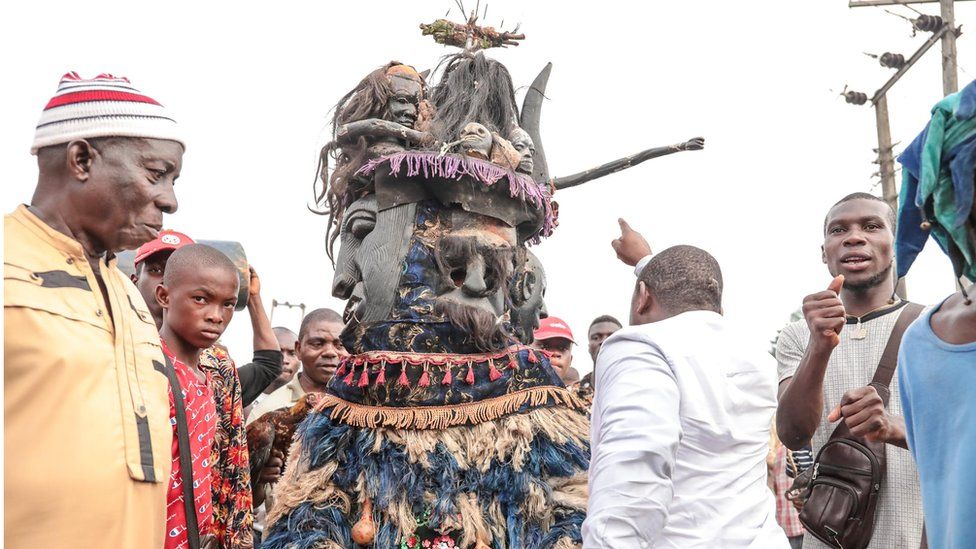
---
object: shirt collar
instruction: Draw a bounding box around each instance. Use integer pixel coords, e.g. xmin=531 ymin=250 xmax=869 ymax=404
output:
xmin=13 ymin=204 xmax=86 ymax=258
xmin=13 ymin=204 xmax=118 ymax=268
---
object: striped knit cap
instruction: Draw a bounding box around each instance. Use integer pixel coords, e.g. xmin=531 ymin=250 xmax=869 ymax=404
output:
xmin=31 ymin=72 xmax=184 ymax=154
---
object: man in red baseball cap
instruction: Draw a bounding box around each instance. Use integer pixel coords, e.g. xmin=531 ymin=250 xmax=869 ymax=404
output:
xmin=532 ymin=316 xmax=576 ymax=382
xmin=131 ymin=229 xmax=194 ymax=328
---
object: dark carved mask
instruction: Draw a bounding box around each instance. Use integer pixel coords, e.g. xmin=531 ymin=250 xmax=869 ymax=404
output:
xmin=386 ymin=75 xmax=423 ymax=129
xmin=509 ymin=249 xmax=547 ymax=343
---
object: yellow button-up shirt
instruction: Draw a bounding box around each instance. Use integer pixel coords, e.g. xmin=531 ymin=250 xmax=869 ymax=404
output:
xmin=4 ymin=205 xmax=171 ymax=548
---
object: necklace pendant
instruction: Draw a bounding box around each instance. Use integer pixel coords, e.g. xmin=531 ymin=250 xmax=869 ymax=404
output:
xmin=851 ymin=326 xmax=867 ymax=340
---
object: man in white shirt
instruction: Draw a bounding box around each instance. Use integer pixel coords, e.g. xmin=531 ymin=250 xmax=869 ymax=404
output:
xmin=584 ymin=222 xmax=788 ymax=548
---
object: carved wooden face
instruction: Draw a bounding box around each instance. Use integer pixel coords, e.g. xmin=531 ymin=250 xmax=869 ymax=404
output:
xmin=459 ymin=122 xmax=492 ymax=159
xmin=386 ymin=75 xmax=424 ymax=128
xmin=333 ymin=195 xmax=416 ymax=324
xmin=509 ymin=127 xmax=535 ymax=175
xmin=509 ymin=249 xmax=547 ymax=343
xmin=433 ymin=210 xmax=517 ymax=318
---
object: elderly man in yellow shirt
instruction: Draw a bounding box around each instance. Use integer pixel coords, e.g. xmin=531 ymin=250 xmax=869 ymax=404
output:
xmin=4 ymin=72 xmax=184 ymax=548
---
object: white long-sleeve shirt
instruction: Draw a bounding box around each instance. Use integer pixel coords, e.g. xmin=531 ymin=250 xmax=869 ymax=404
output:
xmin=583 ymin=310 xmax=788 ymax=549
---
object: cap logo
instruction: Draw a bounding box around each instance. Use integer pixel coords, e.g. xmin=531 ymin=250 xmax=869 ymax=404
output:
xmin=161 ymin=234 xmax=181 ymax=245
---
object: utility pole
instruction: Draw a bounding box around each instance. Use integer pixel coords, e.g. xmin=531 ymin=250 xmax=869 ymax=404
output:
xmin=874 ymin=95 xmax=898 ymax=213
xmin=845 ymin=0 xmax=967 ymax=295
xmin=941 ymin=0 xmax=959 ymax=93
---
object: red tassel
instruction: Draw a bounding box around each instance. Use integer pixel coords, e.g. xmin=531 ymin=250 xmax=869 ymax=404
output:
xmin=488 ymin=359 xmax=502 ymax=381
xmin=419 ymin=370 xmax=430 ymax=387
xmin=358 ymin=368 xmax=370 ymax=388
xmin=465 ymin=362 xmax=475 ymax=385
xmin=442 ymin=366 xmax=453 ymax=385
xmin=336 ymin=359 xmax=347 ymax=378
xmin=343 ymin=367 xmax=355 ymax=386
xmin=375 ymin=367 xmax=386 ymax=385
xmin=527 ymin=349 xmax=539 ymax=363
xmin=398 ymin=368 xmax=410 ymax=387
xmin=508 ymin=354 xmax=518 ymax=369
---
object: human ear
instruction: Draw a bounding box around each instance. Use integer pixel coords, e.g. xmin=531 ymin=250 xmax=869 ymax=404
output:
xmin=821 ymin=244 xmax=827 ymax=264
xmin=636 ymin=281 xmax=653 ymax=316
xmin=66 ymin=140 xmax=97 ymax=182
xmin=155 ymin=284 xmax=170 ymax=310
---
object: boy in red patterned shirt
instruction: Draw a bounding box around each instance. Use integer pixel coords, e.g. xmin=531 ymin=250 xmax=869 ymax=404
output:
xmin=156 ymin=244 xmax=244 ymax=548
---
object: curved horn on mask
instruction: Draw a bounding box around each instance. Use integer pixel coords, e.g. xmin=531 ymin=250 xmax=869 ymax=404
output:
xmin=520 ymin=62 xmax=552 ymax=185
xmin=552 ymin=137 xmax=705 ymax=191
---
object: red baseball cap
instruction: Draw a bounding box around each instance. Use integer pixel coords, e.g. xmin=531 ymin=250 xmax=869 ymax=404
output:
xmin=134 ymin=229 xmax=195 ymax=265
xmin=533 ymin=316 xmax=576 ymax=344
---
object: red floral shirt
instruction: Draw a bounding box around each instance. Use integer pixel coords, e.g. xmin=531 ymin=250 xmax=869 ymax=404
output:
xmin=163 ymin=342 xmax=217 ymax=549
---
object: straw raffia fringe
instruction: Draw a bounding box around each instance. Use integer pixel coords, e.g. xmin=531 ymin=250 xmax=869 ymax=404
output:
xmin=320 ymin=386 xmax=586 ymax=431
xmin=550 ymin=473 xmax=589 ymax=511
xmin=268 ymin=405 xmax=590 ymax=530
xmin=456 ymin=493 xmax=492 ymax=548
xmin=372 ymin=404 xmax=589 ymax=473
xmin=268 ymin=453 xmax=351 ymax=527
xmin=554 ymin=536 xmax=580 ymax=549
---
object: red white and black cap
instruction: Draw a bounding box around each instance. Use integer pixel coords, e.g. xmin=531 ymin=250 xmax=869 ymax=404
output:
xmin=31 ymin=72 xmax=184 ymax=154
xmin=533 ymin=316 xmax=576 ymax=344
xmin=134 ymin=230 xmax=194 ymax=265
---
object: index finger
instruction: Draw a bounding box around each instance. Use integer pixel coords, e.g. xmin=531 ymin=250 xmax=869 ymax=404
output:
xmin=618 ymin=218 xmax=633 ymax=234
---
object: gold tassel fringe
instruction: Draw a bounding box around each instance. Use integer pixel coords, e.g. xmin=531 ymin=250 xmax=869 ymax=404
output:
xmin=320 ymin=386 xmax=586 ymax=430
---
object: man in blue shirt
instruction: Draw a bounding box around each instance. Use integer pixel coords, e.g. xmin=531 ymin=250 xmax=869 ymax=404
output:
xmin=896 ymin=80 xmax=976 ymax=549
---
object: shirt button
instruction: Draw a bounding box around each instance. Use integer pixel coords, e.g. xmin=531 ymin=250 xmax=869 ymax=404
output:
xmin=138 ymin=405 xmax=146 ymax=414
xmin=96 ymin=310 xmax=103 ymax=317
xmin=66 ymin=257 xmax=74 ymax=264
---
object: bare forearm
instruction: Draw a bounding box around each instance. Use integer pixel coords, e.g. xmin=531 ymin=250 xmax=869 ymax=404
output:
xmin=884 ymin=415 xmax=909 ymax=449
xmin=777 ymin=343 xmax=831 ymax=450
xmin=248 ymin=294 xmax=277 ymax=351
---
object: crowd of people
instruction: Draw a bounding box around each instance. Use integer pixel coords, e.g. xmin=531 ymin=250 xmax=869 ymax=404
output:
xmin=4 ymin=71 xmax=976 ymax=549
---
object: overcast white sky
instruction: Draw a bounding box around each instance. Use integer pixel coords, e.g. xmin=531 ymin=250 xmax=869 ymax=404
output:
xmin=2 ymin=0 xmax=973 ymax=374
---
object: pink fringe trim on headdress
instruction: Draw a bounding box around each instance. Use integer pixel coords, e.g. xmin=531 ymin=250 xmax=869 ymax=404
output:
xmin=356 ymin=151 xmax=556 ymax=242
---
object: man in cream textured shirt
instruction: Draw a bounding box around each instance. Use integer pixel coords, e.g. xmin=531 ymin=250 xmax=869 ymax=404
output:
xmin=584 ymin=226 xmax=787 ymax=548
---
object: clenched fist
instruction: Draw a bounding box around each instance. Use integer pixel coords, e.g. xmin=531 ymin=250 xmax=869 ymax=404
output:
xmin=803 ymin=275 xmax=846 ymax=352
xmin=828 ymin=385 xmax=906 ymax=445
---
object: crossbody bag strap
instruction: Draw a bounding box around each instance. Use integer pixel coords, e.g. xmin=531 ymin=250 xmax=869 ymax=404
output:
xmin=825 ymin=302 xmax=924 ymax=441
xmin=163 ymin=355 xmax=202 ymax=549
xmin=869 ymin=302 xmax=924 ymax=401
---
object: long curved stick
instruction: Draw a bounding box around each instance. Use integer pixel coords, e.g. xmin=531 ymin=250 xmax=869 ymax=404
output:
xmin=552 ymin=137 xmax=705 ymax=190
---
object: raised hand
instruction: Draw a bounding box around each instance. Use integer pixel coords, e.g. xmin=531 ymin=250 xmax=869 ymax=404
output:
xmin=611 ymin=218 xmax=652 ymax=267
xmin=802 ymin=275 xmax=846 ymax=351
xmin=248 ymin=265 xmax=261 ymax=300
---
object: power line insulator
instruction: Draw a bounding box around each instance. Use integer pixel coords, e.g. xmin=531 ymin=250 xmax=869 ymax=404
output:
xmin=845 ymin=91 xmax=868 ymax=105
xmin=879 ymin=52 xmax=906 ymax=69
xmin=914 ymin=14 xmax=944 ymax=32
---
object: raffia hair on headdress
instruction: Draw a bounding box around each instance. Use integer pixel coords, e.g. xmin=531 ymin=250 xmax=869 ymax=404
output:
xmin=429 ymin=52 xmax=519 ymax=143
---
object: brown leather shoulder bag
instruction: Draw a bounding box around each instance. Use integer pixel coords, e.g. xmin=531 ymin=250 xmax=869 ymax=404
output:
xmin=797 ymin=303 xmax=923 ymax=549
